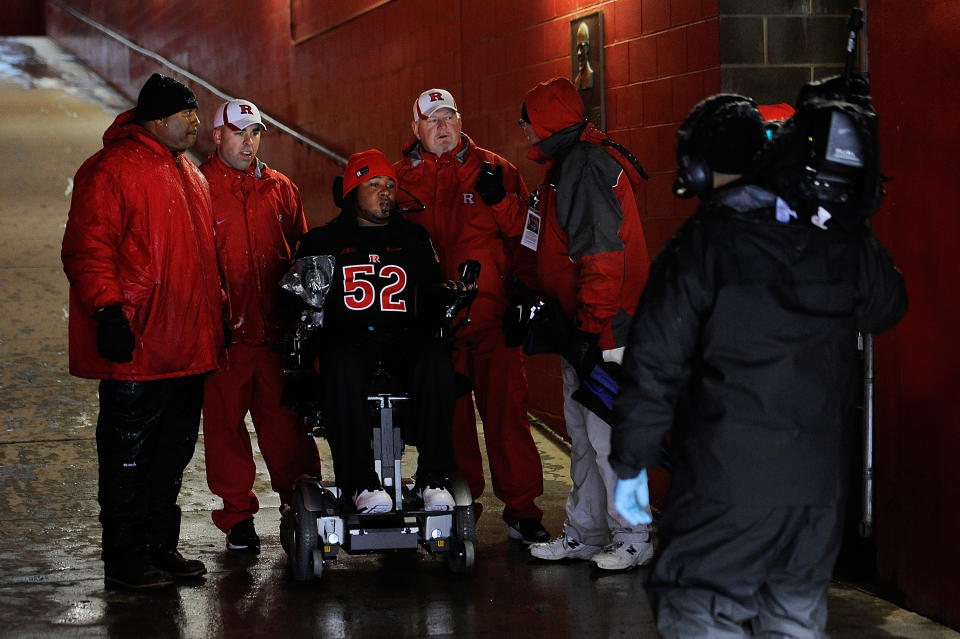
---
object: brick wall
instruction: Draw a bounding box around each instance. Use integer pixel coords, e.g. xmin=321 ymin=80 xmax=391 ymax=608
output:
xmin=868 ymin=0 xmax=960 ymax=628
xmin=3 ymin=0 xmax=45 ymax=35
xmin=718 ymin=0 xmax=860 ymax=103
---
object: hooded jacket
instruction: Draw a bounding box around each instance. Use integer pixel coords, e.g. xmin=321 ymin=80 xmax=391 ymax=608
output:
xmin=395 ymin=134 xmax=529 ymax=339
xmin=609 ymin=183 xmax=907 ymax=505
xmin=200 ymin=152 xmax=307 ymax=345
xmin=523 ymin=77 xmax=650 ymax=349
xmin=62 ymin=109 xmax=224 ymax=380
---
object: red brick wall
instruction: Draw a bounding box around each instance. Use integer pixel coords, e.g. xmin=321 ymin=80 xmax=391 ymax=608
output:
xmin=869 ymin=0 xmax=960 ymax=628
xmin=46 ymin=0 xmax=720 ymax=440
xmin=3 ymin=0 xmax=44 ymax=35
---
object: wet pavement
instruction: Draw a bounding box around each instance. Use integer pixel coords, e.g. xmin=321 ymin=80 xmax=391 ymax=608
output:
xmin=1 ymin=36 xmax=957 ymax=638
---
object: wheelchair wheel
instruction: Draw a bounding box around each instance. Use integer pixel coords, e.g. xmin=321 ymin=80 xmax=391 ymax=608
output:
xmin=447 ymin=538 xmax=475 ymax=574
xmin=312 ymin=549 xmax=324 ymax=579
xmin=292 ymin=490 xmax=319 ymax=582
xmin=447 ymin=502 xmax=477 ymax=574
xmin=447 ymin=477 xmax=472 ymax=507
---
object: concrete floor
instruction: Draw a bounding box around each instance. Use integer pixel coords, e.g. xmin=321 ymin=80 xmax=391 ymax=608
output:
xmin=0 ymin=36 xmax=957 ymax=638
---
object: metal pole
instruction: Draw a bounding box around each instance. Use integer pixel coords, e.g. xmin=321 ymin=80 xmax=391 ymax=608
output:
xmin=860 ymin=332 xmax=875 ymax=538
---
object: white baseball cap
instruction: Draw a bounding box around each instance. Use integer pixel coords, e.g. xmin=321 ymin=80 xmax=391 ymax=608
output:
xmin=214 ymin=99 xmax=267 ymax=131
xmin=414 ymin=88 xmax=459 ymax=121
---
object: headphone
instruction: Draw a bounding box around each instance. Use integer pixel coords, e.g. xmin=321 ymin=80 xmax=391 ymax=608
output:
xmin=673 ymin=94 xmax=759 ymax=198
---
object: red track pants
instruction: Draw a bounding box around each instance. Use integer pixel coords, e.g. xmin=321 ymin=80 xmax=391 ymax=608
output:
xmin=451 ymin=330 xmax=544 ymax=524
xmin=202 ymin=343 xmax=322 ymax=533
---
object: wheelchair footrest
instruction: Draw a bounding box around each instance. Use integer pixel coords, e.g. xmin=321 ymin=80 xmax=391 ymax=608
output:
xmin=346 ymin=525 xmax=420 ymax=551
xmin=344 ymin=514 xmax=421 ymax=551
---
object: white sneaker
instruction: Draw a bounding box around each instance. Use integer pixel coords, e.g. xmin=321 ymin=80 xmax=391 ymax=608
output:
xmin=354 ymin=488 xmax=392 ymax=514
xmin=418 ymin=485 xmax=455 ymax=511
xmin=591 ymin=539 xmax=654 ymax=570
xmin=529 ymin=533 xmax=601 ymax=561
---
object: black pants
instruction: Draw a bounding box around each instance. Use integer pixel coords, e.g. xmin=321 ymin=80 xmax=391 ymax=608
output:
xmin=648 ymin=490 xmax=844 ymax=639
xmin=96 ymin=376 xmax=204 ymax=568
xmin=317 ymin=333 xmax=456 ymax=496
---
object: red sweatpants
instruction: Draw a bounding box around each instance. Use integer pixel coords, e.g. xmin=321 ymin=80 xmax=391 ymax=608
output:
xmin=451 ymin=329 xmax=544 ymax=524
xmin=202 ymin=343 xmax=322 ymax=533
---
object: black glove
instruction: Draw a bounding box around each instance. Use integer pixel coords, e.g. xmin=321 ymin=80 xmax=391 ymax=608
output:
xmin=94 ymin=305 xmax=135 ymax=363
xmin=474 ymin=161 xmax=506 ymax=206
xmin=562 ymin=330 xmax=602 ymax=380
xmin=442 ymin=281 xmax=478 ymax=322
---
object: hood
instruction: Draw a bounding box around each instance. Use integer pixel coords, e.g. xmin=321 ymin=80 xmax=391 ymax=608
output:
xmin=103 ymin=108 xmax=176 ymax=158
xmin=523 ymin=77 xmax=584 ymax=141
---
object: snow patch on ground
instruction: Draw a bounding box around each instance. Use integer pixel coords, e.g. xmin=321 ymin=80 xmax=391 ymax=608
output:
xmin=0 ymin=36 xmax=130 ymax=114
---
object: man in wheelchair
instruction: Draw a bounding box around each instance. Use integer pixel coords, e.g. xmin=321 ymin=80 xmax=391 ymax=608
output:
xmin=283 ymin=149 xmax=477 ymax=516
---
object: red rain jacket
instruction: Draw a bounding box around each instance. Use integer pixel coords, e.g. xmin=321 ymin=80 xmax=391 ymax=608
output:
xmin=200 ymin=153 xmax=307 ymax=345
xmin=523 ymin=78 xmax=650 ymax=349
xmin=395 ymin=134 xmax=529 ymax=338
xmin=62 ymin=109 xmax=224 ymax=380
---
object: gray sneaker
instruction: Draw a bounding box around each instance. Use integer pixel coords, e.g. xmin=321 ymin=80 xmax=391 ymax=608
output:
xmin=529 ymin=533 xmax=601 ymax=561
xmin=591 ymin=539 xmax=654 ymax=570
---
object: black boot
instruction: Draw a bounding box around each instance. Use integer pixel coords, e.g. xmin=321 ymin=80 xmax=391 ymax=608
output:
xmin=152 ymin=548 xmax=206 ymax=577
xmin=104 ymin=560 xmax=174 ymax=589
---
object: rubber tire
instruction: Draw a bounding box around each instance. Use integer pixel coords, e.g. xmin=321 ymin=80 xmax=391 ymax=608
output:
xmin=312 ymin=549 xmax=324 ymax=579
xmin=448 ymin=538 xmax=475 ymax=574
xmin=447 ymin=477 xmax=472 ymax=506
xmin=447 ymin=503 xmax=477 ymax=574
xmin=293 ymin=490 xmax=318 ymax=582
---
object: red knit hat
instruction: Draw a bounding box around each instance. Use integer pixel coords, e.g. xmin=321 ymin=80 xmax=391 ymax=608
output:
xmin=342 ymin=149 xmax=396 ymax=196
xmin=522 ymin=77 xmax=585 ymax=140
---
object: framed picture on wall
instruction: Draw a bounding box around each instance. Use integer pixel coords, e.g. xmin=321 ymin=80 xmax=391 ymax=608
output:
xmin=570 ymin=11 xmax=605 ymax=131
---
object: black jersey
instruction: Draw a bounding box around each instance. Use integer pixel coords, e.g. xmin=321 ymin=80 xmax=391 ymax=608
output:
xmin=295 ymin=212 xmax=443 ymax=334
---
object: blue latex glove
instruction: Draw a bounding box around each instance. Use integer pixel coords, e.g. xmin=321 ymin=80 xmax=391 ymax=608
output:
xmin=615 ymin=469 xmax=652 ymax=525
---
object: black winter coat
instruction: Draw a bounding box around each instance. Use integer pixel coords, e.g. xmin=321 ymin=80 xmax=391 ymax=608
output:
xmin=609 ymin=183 xmax=906 ymax=506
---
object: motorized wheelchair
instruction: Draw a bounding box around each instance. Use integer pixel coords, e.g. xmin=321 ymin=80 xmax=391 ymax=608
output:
xmin=277 ymin=253 xmax=480 ymax=582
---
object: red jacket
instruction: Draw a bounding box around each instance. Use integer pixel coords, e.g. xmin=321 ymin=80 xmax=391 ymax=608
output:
xmin=200 ymin=153 xmax=307 ymax=345
xmin=62 ymin=109 xmax=223 ymax=380
xmin=524 ymin=79 xmax=650 ymax=350
xmin=395 ymin=134 xmax=529 ymax=338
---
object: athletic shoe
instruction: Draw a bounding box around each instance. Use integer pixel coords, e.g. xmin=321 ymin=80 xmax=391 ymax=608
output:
xmin=507 ymin=518 xmax=551 ymax=545
xmin=226 ymin=518 xmax=261 ymax=554
xmin=417 ymin=483 xmax=455 ymax=511
xmin=529 ymin=533 xmax=601 ymax=561
xmin=104 ymin=562 xmax=174 ymax=590
xmin=354 ymin=488 xmax=393 ymax=513
xmin=152 ymin=548 xmax=207 ymax=577
xmin=591 ymin=539 xmax=655 ymax=571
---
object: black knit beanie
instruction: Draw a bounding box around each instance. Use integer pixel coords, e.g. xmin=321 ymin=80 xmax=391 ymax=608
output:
xmin=135 ymin=73 xmax=198 ymax=121
xmin=680 ymin=94 xmax=765 ymax=175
